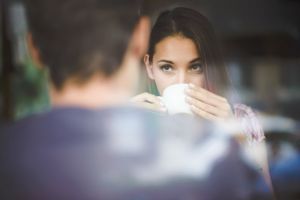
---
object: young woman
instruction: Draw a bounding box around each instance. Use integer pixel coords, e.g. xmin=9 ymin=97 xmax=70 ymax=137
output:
xmin=131 ymin=8 xmax=273 ymax=193
xmin=132 ymin=7 xmax=264 ymax=143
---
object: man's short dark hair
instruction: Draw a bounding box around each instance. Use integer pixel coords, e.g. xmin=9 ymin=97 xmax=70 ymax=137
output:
xmin=24 ymin=0 xmax=142 ymax=89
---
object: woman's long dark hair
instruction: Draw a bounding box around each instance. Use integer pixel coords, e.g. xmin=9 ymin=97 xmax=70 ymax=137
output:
xmin=148 ymin=7 xmax=230 ymax=96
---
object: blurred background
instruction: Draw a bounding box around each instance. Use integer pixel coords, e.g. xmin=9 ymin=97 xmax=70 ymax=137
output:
xmin=1 ymin=0 xmax=300 ymax=196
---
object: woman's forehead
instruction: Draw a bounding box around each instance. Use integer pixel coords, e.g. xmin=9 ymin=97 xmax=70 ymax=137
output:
xmin=153 ymin=36 xmax=200 ymax=62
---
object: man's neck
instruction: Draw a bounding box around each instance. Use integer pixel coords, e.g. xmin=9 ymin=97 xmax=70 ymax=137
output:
xmin=49 ymin=76 xmax=131 ymax=109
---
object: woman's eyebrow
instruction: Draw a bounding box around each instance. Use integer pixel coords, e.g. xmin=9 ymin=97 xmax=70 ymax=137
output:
xmin=189 ymin=58 xmax=201 ymax=63
xmin=158 ymin=60 xmax=174 ymax=64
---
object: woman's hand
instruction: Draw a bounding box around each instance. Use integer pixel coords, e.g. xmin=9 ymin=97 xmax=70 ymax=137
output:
xmin=185 ymin=84 xmax=233 ymax=121
xmin=130 ymin=92 xmax=167 ymax=112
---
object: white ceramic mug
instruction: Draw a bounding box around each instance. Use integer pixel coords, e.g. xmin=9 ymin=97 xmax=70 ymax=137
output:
xmin=162 ymin=83 xmax=193 ymax=115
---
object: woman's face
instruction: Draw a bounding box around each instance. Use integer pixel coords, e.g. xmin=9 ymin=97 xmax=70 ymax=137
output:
xmin=145 ymin=35 xmax=205 ymax=95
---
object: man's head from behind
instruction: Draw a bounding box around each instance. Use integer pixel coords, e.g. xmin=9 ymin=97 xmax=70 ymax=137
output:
xmin=25 ymin=0 xmax=150 ymax=107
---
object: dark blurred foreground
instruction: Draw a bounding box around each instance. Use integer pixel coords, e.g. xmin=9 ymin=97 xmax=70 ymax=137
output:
xmin=0 ymin=107 xmax=268 ymax=200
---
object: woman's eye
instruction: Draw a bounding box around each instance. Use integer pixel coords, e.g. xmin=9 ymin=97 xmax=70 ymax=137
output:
xmin=160 ymin=64 xmax=173 ymax=72
xmin=189 ymin=64 xmax=203 ymax=73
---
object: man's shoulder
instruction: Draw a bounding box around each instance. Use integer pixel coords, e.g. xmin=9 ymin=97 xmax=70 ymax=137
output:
xmin=0 ymin=106 xmax=260 ymax=199
xmin=2 ymin=106 xmax=165 ymax=136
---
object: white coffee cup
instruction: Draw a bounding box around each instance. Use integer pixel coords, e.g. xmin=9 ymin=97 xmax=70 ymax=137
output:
xmin=161 ymin=83 xmax=193 ymax=115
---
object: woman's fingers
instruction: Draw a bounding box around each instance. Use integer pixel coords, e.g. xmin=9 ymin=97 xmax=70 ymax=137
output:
xmin=186 ymin=96 xmax=229 ymax=118
xmin=186 ymin=84 xmax=228 ymax=108
xmin=131 ymin=93 xmax=160 ymax=104
xmin=185 ymin=84 xmax=233 ymax=120
xmin=189 ymin=105 xmax=220 ymax=121
xmin=131 ymin=93 xmax=166 ymax=112
xmin=135 ymin=101 xmax=166 ymax=112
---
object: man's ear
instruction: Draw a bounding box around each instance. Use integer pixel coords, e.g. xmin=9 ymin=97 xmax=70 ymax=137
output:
xmin=144 ymin=54 xmax=154 ymax=80
xmin=27 ymin=33 xmax=44 ymax=68
xmin=128 ymin=16 xmax=150 ymax=58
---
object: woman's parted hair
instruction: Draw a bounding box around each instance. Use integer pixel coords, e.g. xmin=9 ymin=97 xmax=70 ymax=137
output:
xmin=148 ymin=7 xmax=230 ymax=95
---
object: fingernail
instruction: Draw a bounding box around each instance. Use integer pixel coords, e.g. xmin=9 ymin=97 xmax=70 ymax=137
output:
xmin=157 ymin=96 xmax=165 ymax=106
xmin=189 ymin=83 xmax=195 ymax=88
xmin=160 ymin=101 xmax=166 ymax=107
